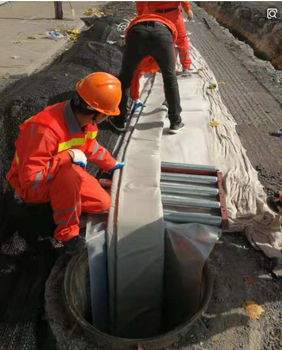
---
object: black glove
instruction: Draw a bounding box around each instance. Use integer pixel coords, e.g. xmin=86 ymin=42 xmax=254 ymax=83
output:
xmin=64 ymin=235 xmax=87 ymax=255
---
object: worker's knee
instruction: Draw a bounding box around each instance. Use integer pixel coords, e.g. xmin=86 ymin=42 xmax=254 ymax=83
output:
xmin=51 ymin=163 xmax=82 ymax=192
xmin=85 ymin=192 xmax=111 ymax=213
xmin=100 ymin=194 xmax=111 ymax=212
xmin=163 ymin=73 xmax=178 ymax=88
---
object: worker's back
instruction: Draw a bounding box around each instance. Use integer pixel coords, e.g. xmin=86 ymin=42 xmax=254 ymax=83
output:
xmin=136 ymin=2 xmax=191 ymax=15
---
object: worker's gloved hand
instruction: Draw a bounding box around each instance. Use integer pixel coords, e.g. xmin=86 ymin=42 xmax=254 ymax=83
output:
xmin=132 ymin=100 xmax=146 ymax=113
xmin=108 ymin=162 xmax=125 ymax=175
xmin=64 ymin=235 xmax=87 ymax=255
xmin=68 ymin=149 xmax=87 ymax=168
xmin=187 ymin=10 xmax=194 ymax=21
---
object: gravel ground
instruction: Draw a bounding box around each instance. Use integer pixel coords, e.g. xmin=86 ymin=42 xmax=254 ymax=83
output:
xmin=0 ymin=2 xmax=282 ymax=350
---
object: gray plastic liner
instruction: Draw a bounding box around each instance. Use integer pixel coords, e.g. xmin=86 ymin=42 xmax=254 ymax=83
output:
xmin=106 ymin=75 xmax=169 ymax=339
xmin=164 ymin=222 xmax=221 ymax=331
xmin=86 ymin=214 xmax=109 ymax=333
xmin=85 ymin=214 xmax=220 ymax=338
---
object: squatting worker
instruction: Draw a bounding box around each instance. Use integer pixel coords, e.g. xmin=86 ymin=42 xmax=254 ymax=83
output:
xmin=6 ymin=72 xmax=125 ymax=255
xmin=136 ymin=1 xmax=193 ymax=73
xmin=109 ymin=14 xmax=184 ymax=135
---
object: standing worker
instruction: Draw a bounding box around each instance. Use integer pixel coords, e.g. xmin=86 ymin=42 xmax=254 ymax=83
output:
xmin=6 ymin=72 xmax=125 ymax=255
xmin=136 ymin=1 xmax=193 ymax=73
xmin=109 ymin=14 xmax=184 ymax=134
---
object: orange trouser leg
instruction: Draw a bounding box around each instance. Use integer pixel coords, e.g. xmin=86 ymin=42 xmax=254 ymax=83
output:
xmin=50 ymin=163 xmax=111 ymax=242
xmin=161 ymin=9 xmax=192 ymax=70
xmin=175 ymin=16 xmax=192 ymax=70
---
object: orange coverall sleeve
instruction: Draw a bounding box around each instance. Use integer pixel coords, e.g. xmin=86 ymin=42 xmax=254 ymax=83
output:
xmin=181 ymin=1 xmax=191 ymax=12
xmin=85 ymin=138 xmax=116 ymax=172
xmin=16 ymin=123 xmax=71 ymax=191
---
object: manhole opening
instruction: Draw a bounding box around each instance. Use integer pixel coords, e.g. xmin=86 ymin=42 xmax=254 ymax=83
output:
xmin=64 ymin=236 xmax=213 ymax=349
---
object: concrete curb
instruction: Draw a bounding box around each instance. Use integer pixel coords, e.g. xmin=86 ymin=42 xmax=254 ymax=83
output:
xmin=9 ymin=21 xmax=85 ymax=79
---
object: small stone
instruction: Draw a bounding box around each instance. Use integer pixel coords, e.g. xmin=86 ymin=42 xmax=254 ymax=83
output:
xmin=212 ymin=334 xmax=221 ymax=341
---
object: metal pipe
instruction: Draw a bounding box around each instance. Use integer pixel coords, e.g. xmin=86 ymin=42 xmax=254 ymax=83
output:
xmin=161 ymin=162 xmax=219 ymax=173
xmin=162 ymin=194 xmax=220 ymax=209
xmin=161 ymin=183 xmax=219 ymax=197
xmin=161 ymin=172 xmax=218 ymax=185
xmin=164 ymin=210 xmax=222 ymax=226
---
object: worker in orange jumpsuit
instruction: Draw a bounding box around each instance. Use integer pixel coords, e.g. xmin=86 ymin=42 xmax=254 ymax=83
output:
xmin=136 ymin=1 xmax=193 ymax=72
xmin=109 ymin=14 xmax=184 ymax=134
xmin=6 ymin=72 xmax=125 ymax=255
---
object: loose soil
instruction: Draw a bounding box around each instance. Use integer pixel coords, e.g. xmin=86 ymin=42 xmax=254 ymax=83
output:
xmin=198 ymin=2 xmax=282 ymax=69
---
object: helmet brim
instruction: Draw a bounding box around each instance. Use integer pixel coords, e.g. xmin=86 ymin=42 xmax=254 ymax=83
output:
xmin=94 ymin=106 xmax=120 ymax=116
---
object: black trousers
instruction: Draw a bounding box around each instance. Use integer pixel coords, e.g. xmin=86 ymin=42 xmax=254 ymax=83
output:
xmin=117 ymin=21 xmax=182 ymax=125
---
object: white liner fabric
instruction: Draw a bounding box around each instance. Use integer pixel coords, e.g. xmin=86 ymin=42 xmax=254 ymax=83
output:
xmin=164 ymin=44 xmax=282 ymax=258
xmin=161 ymin=73 xmax=211 ymax=165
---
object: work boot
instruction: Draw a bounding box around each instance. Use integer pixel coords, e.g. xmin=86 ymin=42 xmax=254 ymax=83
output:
xmin=169 ymin=122 xmax=185 ymax=134
xmin=267 ymin=196 xmax=282 ymax=214
xmin=108 ymin=117 xmax=125 ymax=132
xmin=64 ymin=235 xmax=87 ymax=255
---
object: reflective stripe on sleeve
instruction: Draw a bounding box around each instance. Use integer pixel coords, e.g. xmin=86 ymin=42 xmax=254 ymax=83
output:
xmin=53 ymin=201 xmax=81 ymax=215
xmin=92 ymin=141 xmax=99 ymax=155
xmin=58 ymin=131 xmax=98 ymax=152
xmin=58 ymin=138 xmax=85 ymax=152
xmin=15 ymin=152 xmax=19 ymax=164
xmin=31 ymin=171 xmax=42 ymax=189
xmin=54 ymin=217 xmax=78 ymax=225
xmin=97 ymin=148 xmax=106 ymax=161
xmin=30 ymin=123 xmax=35 ymax=136
xmin=46 ymin=161 xmax=52 ymax=181
xmin=86 ymin=131 xmax=97 ymax=139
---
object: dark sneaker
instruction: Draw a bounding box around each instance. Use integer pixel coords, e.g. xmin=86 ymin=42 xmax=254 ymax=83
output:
xmin=169 ymin=122 xmax=185 ymax=134
xmin=64 ymin=236 xmax=87 ymax=255
xmin=176 ymin=69 xmax=192 ymax=77
xmin=108 ymin=117 xmax=125 ymax=132
xmin=267 ymin=197 xmax=282 ymax=214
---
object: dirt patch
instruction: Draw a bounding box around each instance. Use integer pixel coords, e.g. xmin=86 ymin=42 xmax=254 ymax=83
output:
xmin=197 ymin=2 xmax=282 ymax=70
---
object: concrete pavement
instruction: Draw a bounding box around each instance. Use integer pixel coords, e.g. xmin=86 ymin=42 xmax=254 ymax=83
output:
xmin=0 ymin=1 xmax=102 ymax=89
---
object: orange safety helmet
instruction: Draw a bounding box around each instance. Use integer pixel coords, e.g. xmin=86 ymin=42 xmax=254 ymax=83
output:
xmin=76 ymin=72 xmax=122 ymax=116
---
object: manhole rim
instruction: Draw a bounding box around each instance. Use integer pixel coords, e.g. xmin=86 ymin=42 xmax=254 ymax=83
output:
xmin=63 ymin=251 xmax=213 ymax=348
